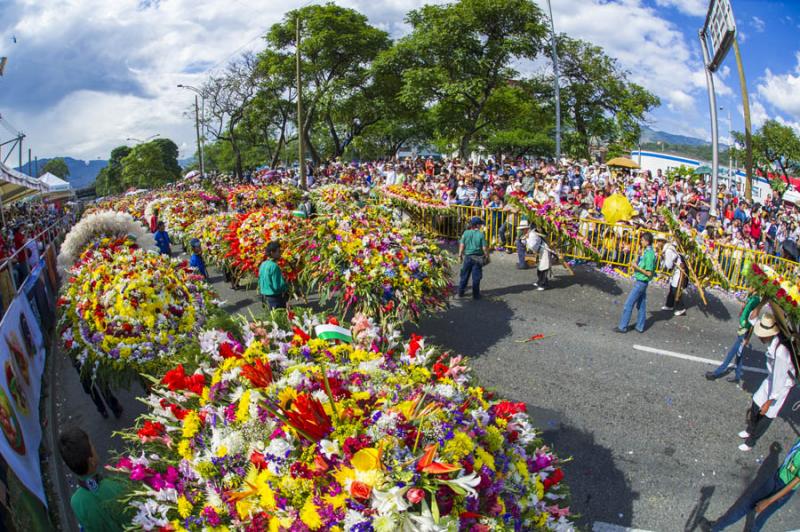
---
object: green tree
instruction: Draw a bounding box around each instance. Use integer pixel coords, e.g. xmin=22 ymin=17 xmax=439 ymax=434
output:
xmin=385 ymin=0 xmax=547 ymax=158
xmin=40 ymin=158 xmax=70 ymax=179
xmin=549 ymin=36 xmax=659 ymax=159
xmin=150 ymin=138 xmax=182 ymax=180
xmin=734 ymin=120 xmax=800 ymax=186
xmin=120 ymin=141 xmax=178 ymax=189
xmin=95 ymin=145 xmax=131 ymax=196
xmin=479 ymin=83 xmax=555 ymax=158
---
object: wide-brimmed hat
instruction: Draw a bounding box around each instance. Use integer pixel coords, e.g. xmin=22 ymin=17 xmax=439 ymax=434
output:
xmin=469 ymin=216 xmax=485 ymax=227
xmin=517 ymin=220 xmax=529 ymax=230
xmin=753 ymin=313 xmax=780 ymax=337
xmin=654 ymin=233 xmax=668 ymax=241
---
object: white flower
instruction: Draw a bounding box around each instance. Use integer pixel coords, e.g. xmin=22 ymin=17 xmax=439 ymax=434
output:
xmin=343 ymin=509 xmax=370 ymax=531
xmin=320 ymin=439 xmax=340 ymax=459
xmin=441 ymin=472 xmax=481 ymax=498
xmin=154 ymin=488 xmax=178 ymax=503
xmin=371 ymin=486 xmax=410 ymax=515
xmin=131 ymin=500 xmax=170 ymax=530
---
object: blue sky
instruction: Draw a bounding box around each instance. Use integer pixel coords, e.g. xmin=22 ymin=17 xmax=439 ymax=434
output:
xmin=0 ymin=0 xmax=798 ymax=161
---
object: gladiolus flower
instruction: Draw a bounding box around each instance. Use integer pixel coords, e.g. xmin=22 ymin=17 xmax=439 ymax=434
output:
xmin=283 ymin=393 xmax=332 ymax=441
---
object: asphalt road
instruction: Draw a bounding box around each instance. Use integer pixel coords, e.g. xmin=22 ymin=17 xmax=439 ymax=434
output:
xmin=51 ymin=249 xmax=800 ymax=531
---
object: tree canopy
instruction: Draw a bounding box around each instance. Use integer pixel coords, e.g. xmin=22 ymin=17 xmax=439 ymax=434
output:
xmin=40 ymin=158 xmax=70 ymax=179
xmin=95 ymin=139 xmax=181 ymax=196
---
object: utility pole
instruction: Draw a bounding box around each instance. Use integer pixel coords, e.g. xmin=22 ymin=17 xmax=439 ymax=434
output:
xmin=733 ymin=38 xmax=753 ymax=201
xmin=545 ymin=0 xmax=561 ymax=161
xmin=193 ymin=95 xmax=203 ymax=177
xmin=27 ymin=148 xmax=31 ymax=176
xmin=296 ymin=15 xmax=306 ymax=188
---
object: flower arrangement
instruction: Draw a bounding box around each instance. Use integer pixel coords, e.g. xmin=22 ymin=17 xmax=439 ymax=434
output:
xmin=158 ymin=194 xmax=220 ymax=241
xmin=299 ymin=213 xmax=453 ymax=323
xmin=313 ymin=184 xmax=359 ymax=213
xmin=224 ymin=210 xmax=307 ymax=287
xmin=186 ymin=213 xmax=236 ymax=269
xmin=508 ymin=194 xmax=602 ymax=262
xmin=227 ymin=185 xmax=302 ymax=212
xmin=57 ymin=210 xmax=154 ymax=273
xmin=746 ymin=263 xmax=800 ymax=322
xmin=58 ymin=241 xmax=217 ymax=386
xmin=661 ymin=208 xmax=729 ymax=289
xmin=381 ymin=185 xmax=451 ymax=214
xmin=114 ymin=311 xmax=572 ymax=531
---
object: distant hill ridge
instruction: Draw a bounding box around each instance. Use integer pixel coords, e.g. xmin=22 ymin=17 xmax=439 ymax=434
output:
xmin=15 ymin=157 xmax=195 ymax=189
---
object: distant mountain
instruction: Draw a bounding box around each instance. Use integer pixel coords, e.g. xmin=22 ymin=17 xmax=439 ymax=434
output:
xmin=16 ymin=157 xmax=107 ymax=189
xmin=640 ymin=126 xmax=712 ymax=147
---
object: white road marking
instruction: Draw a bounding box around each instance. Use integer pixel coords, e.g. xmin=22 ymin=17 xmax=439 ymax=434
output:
xmin=632 ymin=344 xmax=768 ymax=375
xmin=592 ymin=522 xmax=653 ymax=532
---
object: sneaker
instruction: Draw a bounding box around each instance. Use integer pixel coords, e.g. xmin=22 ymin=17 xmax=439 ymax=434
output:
xmin=532 ymin=282 xmax=538 ymax=287
xmin=726 ymin=375 xmax=740 ymax=384
xmin=505 ymin=248 xmax=514 ymax=255
xmin=738 ymin=443 xmax=753 ymax=452
xmin=516 ymin=264 xmax=529 ymax=270
xmin=705 ymin=371 xmax=720 ymax=381
xmin=661 ymin=306 xmax=674 ymax=311
xmin=536 ymin=286 xmax=545 ymax=291
xmin=613 ymin=327 xmax=627 ymax=334
xmin=738 ymin=430 xmax=750 ymax=439
xmin=674 ymin=309 xmax=686 ymax=316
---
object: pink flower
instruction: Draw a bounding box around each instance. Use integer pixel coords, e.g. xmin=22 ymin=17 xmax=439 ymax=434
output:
xmin=406 ymin=487 xmax=425 ymax=504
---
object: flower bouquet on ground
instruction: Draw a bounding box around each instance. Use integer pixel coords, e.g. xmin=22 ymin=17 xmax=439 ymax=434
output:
xmin=299 ymin=213 xmax=453 ymax=323
xmin=508 ymin=194 xmax=602 ymax=262
xmin=380 ymin=184 xmax=452 ymax=218
xmin=159 ymin=193 xmax=220 ymax=242
xmin=58 ymin=240 xmax=218 ymax=387
xmin=661 ymin=208 xmax=729 ymax=290
xmin=114 ymin=310 xmax=572 ymax=531
xmin=227 ymin=185 xmax=302 ymax=212
xmin=312 ymin=184 xmax=359 ymax=213
xmin=224 ymin=209 xmax=307 ymax=292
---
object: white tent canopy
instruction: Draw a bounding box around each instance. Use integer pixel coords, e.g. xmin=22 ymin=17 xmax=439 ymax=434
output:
xmin=0 ymin=160 xmax=47 ymax=203
xmin=39 ymin=172 xmax=72 ymax=192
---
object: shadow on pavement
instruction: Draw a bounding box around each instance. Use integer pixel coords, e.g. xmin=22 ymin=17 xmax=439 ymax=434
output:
xmin=412 ymin=297 xmax=513 ymax=358
xmin=548 ymin=266 xmax=624 ymax=297
xmin=527 ymin=405 xmax=637 ymax=528
xmin=683 ymin=485 xmax=715 ymax=531
xmin=705 ymin=441 xmax=783 ymax=529
xmin=689 ymin=290 xmax=733 ymax=322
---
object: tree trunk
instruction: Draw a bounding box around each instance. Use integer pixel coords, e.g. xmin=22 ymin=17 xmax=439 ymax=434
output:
xmin=459 ymin=134 xmax=472 ymax=160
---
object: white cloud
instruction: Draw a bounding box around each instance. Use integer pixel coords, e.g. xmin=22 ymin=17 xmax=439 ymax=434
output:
xmin=738 ymin=98 xmax=770 ymax=129
xmin=757 ymin=52 xmax=800 ymax=120
xmin=751 ymin=16 xmax=765 ymax=33
xmin=653 ymin=0 xmax=707 ymax=17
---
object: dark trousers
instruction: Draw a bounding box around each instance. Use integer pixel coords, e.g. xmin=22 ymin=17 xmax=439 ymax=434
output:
xmin=665 ymin=284 xmax=684 ymax=311
xmin=262 ymin=293 xmax=287 ymax=310
xmin=745 ymin=401 xmax=773 ymax=447
xmin=459 ymin=255 xmax=484 ymax=298
xmin=537 ymin=269 xmax=549 ymax=287
xmin=516 ymin=238 xmax=527 ymax=267
xmin=712 ymin=473 xmax=793 ymax=531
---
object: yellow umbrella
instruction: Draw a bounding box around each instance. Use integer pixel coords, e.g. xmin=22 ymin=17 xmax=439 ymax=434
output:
xmin=606 ymin=157 xmax=640 ymax=169
xmin=601 ymin=193 xmax=635 ymax=224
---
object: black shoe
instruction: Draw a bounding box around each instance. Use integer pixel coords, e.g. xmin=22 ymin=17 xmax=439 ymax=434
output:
xmin=505 ymin=248 xmax=514 ymax=254
xmin=457 ymin=292 xmax=465 ymax=298
xmin=697 ymin=517 xmax=714 ymax=532
xmin=516 ymin=264 xmax=529 ymax=270
xmin=613 ymin=327 xmax=627 ymax=334
xmin=705 ymin=371 xmax=720 ymax=381
xmin=726 ymin=375 xmax=740 ymax=384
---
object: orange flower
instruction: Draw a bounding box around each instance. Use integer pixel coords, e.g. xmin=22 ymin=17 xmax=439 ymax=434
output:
xmin=283 ymin=393 xmax=332 ymax=441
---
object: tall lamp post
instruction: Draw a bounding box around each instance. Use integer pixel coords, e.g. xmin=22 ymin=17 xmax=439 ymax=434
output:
xmin=177 ymin=84 xmax=206 ymax=177
xmin=545 ymin=0 xmax=561 ymax=161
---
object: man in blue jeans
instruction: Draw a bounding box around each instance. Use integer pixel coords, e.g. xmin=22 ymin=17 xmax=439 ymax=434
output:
xmin=701 ymin=437 xmax=800 ymax=531
xmin=615 ymin=232 xmax=656 ymax=333
xmin=458 ymin=217 xmax=490 ymax=299
xmin=705 ymin=288 xmax=760 ymax=384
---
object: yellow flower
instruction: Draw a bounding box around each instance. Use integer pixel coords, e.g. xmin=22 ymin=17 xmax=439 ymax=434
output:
xmin=177 ymin=495 xmax=192 ymax=518
xmin=300 ymin=497 xmax=322 ymax=530
xmin=182 ymin=411 xmax=201 ymax=439
xmin=474 ymin=446 xmax=496 ymax=471
xmin=237 ymin=390 xmax=251 ymax=423
xmin=177 ymin=439 xmax=193 ymax=460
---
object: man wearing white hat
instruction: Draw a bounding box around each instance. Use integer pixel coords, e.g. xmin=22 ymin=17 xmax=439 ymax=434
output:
xmin=658 ymin=235 xmax=687 ymax=316
xmin=738 ymin=312 xmax=797 ymax=451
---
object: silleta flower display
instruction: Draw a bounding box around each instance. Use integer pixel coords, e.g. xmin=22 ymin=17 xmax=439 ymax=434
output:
xmin=113 ymin=311 xmax=572 ymax=531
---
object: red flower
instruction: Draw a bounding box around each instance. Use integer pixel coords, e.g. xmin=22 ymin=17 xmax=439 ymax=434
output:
xmin=543 ymin=468 xmax=564 ymax=489
xmin=432 ymin=362 xmax=448 ymax=380
xmin=327 ymin=316 xmax=340 ymax=326
xmin=494 ymin=401 xmax=526 ymax=420
xmin=137 ymin=420 xmax=165 ymax=440
xmin=407 ymin=488 xmax=425 ymax=504
xmin=241 ymin=359 xmax=273 ymax=388
xmin=283 ymin=393 xmax=332 ymax=441
xmin=161 ymin=365 xmax=205 ymax=395
xmin=350 ymin=481 xmax=372 ymax=500
xmin=219 ymin=341 xmax=242 ymax=359
xmin=777 ymin=288 xmax=787 ymax=298
xmin=292 ymin=326 xmax=310 ymax=343
xmin=250 ymin=451 xmax=267 ymax=470
xmin=408 ymin=334 xmax=423 ymax=359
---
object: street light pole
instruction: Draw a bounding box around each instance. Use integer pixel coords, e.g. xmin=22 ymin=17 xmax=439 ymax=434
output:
xmin=193 ymin=95 xmax=203 ymax=177
xmin=699 ymin=29 xmax=720 ymax=217
xmin=177 ymin=85 xmax=206 ymax=177
xmin=733 ymin=38 xmax=753 ymax=201
xmin=296 ymin=15 xmax=306 ymax=188
xmin=545 ymin=0 xmax=561 ymax=161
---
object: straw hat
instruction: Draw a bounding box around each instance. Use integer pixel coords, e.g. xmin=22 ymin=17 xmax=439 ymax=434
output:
xmin=753 ymin=313 xmax=779 ymax=338
xmin=517 ymin=220 xmax=529 ymax=230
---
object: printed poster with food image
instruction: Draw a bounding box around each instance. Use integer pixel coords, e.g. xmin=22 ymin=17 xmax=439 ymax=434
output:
xmin=0 ymin=294 xmax=47 ymax=504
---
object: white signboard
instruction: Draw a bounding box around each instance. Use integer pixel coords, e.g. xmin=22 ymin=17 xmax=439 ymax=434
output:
xmin=704 ymin=0 xmax=737 ymax=72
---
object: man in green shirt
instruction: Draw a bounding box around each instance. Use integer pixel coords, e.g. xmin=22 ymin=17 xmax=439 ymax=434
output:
xmin=616 ymin=232 xmax=656 ymax=333
xmin=259 ymin=241 xmax=289 ymax=310
xmin=458 ymin=217 xmax=490 ymax=299
xmin=58 ymin=427 xmax=132 ymax=532
xmin=702 ymin=437 xmax=800 ymax=531
xmin=706 ymin=289 xmax=761 ymax=383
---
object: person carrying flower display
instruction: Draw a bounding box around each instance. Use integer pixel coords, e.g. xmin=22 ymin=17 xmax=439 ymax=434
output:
xmin=458 ymin=216 xmax=490 ymax=299
xmin=701 ymin=437 xmax=800 ymax=532
xmin=258 ymin=240 xmax=288 ymax=310
xmin=153 ymin=221 xmax=171 ymax=256
xmin=737 ymin=310 xmax=797 ymax=452
xmin=58 ymin=427 xmax=133 ymax=532
xmin=615 ymin=231 xmax=656 ymax=333
xmin=658 ymin=235 xmax=688 ymax=317
xmin=705 ymin=288 xmax=761 ymax=384
xmin=189 ymin=238 xmax=208 ymax=279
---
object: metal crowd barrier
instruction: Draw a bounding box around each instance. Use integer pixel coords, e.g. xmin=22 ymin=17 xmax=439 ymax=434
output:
xmin=407 ymin=203 xmax=800 ymax=292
